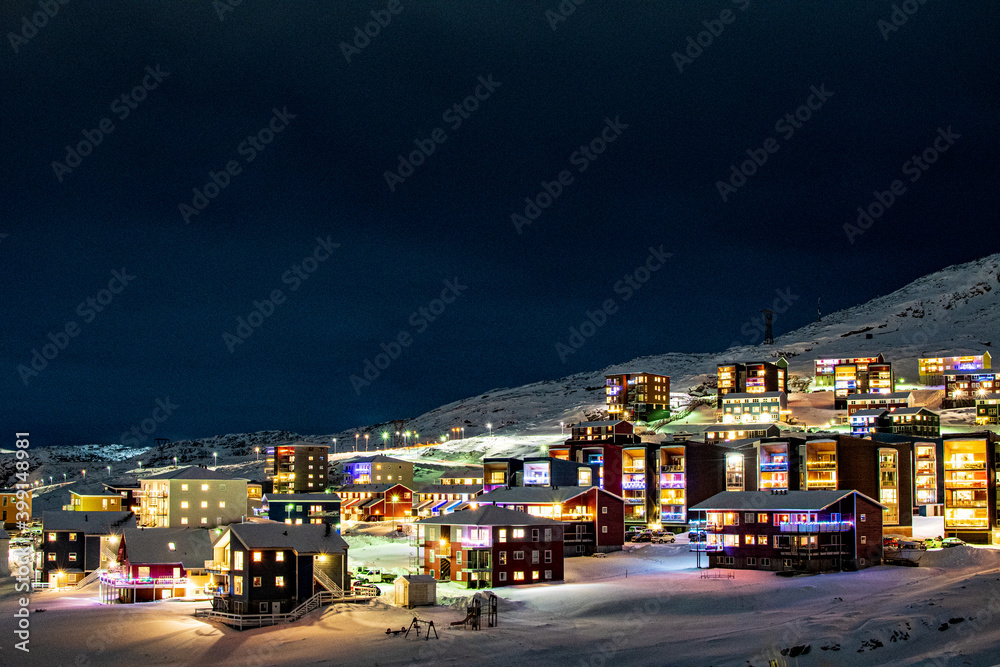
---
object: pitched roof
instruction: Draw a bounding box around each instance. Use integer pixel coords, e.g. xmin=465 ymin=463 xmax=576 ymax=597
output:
xmin=851 ymin=409 xmax=889 ymax=418
xmin=263 ymin=493 xmax=341 ymax=502
xmin=943 ymin=369 xmax=997 ymax=377
xmin=121 ymin=527 xmax=214 ymax=568
xmin=690 ymin=490 xmax=886 ymax=511
xmin=571 ymin=420 xmax=629 ymax=428
xmin=42 ymin=510 xmax=136 ymax=534
xmin=977 ymin=393 xmax=1000 ymax=400
xmin=416 ymin=484 xmax=484 ymax=496
xmin=414 ymin=505 xmax=565 ymax=527
xmin=336 ymin=483 xmax=410 ymax=493
xmin=0 ymin=528 xmax=9 ymax=540
xmin=846 ymin=392 xmax=912 ymax=401
xmin=139 ymin=466 xmax=248 ymax=481
xmin=343 ymin=455 xmax=408 ymax=465
xmin=437 ymin=467 xmax=483 ymax=479
xmin=889 ymin=407 xmax=936 ymax=416
xmin=477 ymin=485 xmax=598 ymax=504
xmin=228 ymin=522 xmax=348 ymax=553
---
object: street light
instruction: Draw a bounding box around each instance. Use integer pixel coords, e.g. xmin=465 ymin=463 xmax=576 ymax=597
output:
xmin=173 ymin=456 xmax=178 ymax=466
xmin=486 ymin=422 xmax=492 ymax=437
xmin=106 ymin=466 xmax=111 ymax=477
xmin=381 ymin=432 xmax=388 ymax=450
xmin=63 ymin=473 xmax=67 ymax=482
xmin=213 ymin=452 xmax=218 ymax=467
xmin=82 ymin=470 xmax=86 ymax=480
xmin=560 ymin=421 xmax=565 ymax=434
xmin=255 ymin=447 xmax=260 ymax=462
xmin=332 ymin=437 xmax=337 ymax=453
xmin=355 ymin=434 xmax=359 ymax=451
xmin=390 ymin=494 xmax=399 ymax=519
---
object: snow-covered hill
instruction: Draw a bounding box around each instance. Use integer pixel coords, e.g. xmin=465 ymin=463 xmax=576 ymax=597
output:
xmin=6 ymin=254 xmax=1000 ymax=499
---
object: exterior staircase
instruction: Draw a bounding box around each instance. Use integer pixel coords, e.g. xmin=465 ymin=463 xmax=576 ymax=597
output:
xmin=313 ymin=569 xmax=344 ymax=597
xmin=75 ymin=568 xmax=106 ymax=588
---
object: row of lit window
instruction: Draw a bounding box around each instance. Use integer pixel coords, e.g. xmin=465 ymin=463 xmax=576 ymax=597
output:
xmin=181 ymin=501 xmax=225 ymax=509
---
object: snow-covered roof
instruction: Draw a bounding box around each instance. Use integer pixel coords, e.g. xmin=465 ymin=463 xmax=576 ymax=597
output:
xmin=416 ymin=484 xmax=484 ymax=496
xmin=690 ymin=490 xmax=886 ymax=511
xmin=337 ymin=483 xmax=411 ymax=493
xmin=437 ymin=466 xmax=483 ymax=479
xmin=572 ymin=420 xmax=629 ymax=428
xmin=121 ymin=527 xmax=213 ymax=568
xmin=415 ymin=505 xmax=564 ymax=527
xmin=889 ymin=407 xmax=936 ymax=416
xmin=478 ymin=485 xmax=601 ymax=504
xmin=846 ymin=392 xmax=912 ymax=401
xmin=943 ymin=369 xmax=997 ymax=377
xmin=976 ymin=393 xmax=1000 ymax=400
xmin=42 ymin=510 xmax=136 ymax=534
xmin=140 ymin=466 xmax=248 ymax=481
xmin=342 ymin=455 xmax=409 ymax=465
xmin=851 ymin=409 xmax=889 ymax=418
xmin=228 ymin=522 xmax=348 ymax=554
xmin=722 ymin=392 xmax=785 ymax=399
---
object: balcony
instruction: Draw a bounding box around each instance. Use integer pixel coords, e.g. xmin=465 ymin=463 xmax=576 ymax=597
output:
xmin=205 ymin=560 xmax=230 ymax=572
xmin=661 ymin=512 xmax=685 ymax=522
xmin=779 ymin=521 xmax=852 ymax=533
xmin=760 ymin=462 xmax=788 ymax=472
xmin=660 ymin=464 xmax=684 ymax=473
xmin=622 ymin=466 xmax=645 ymax=474
xmin=947 ymin=501 xmax=988 ymax=508
xmin=806 ymin=461 xmax=837 ymax=470
xmin=624 ymin=498 xmax=645 ymax=505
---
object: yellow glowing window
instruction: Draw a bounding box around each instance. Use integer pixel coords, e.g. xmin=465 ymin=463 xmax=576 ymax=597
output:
xmin=201 ymin=484 xmax=209 ymax=491
xmin=253 ymin=551 xmax=262 ymax=562
xmin=181 ymin=501 xmax=189 ymax=509
xmin=276 ymin=551 xmax=284 ymax=561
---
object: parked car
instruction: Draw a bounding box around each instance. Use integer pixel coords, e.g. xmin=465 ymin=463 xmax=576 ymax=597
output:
xmin=924 ymin=536 xmax=943 ymax=549
xmin=625 ymin=527 xmax=645 ymax=538
xmin=631 ymin=533 xmax=653 ymax=543
xmin=351 ymin=582 xmax=381 ymax=596
xmin=652 ymin=532 xmax=676 ymax=544
xmin=941 ymin=537 xmax=966 ymax=548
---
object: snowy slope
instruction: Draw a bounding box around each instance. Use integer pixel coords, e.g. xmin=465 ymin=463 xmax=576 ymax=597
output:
xmin=7 ymin=254 xmax=1000 ymax=494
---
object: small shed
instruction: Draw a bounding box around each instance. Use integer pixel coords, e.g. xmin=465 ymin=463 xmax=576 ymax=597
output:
xmin=394 ymin=574 xmax=437 ymax=608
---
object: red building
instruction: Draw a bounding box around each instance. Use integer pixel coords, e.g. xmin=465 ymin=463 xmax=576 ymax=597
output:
xmin=476 ymin=485 xmax=624 ymax=556
xmin=338 ymin=483 xmax=413 ymax=522
xmin=690 ymin=490 xmax=885 ymax=572
xmin=415 ymin=506 xmax=564 ymax=588
xmin=102 ymin=527 xmax=214 ymax=603
xmin=845 ymin=392 xmax=913 ymax=416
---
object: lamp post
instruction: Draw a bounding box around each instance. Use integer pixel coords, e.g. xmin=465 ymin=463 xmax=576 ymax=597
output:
xmin=107 ymin=466 xmax=111 ymax=477
xmin=355 ymin=434 xmax=359 ymax=451
xmin=255 ymin=447 xmax=259 ymax=462
xmin=364 ymin=434 xmax=369 ymax=452
xmin=63 ymin=473 xmax=67 ymax=482
xmin=138 ymin=461 xmax=142 ymax=472
xmin=381 ymin=432 xmax=388 ymax=450
xmin=173 ymin=456 xmax=178 ymax=466
xmin=332 ymin=438 xmax=337 ymax=453
xmin=390 ymin=494 xmax=399 ymax=520
xmin=461 ymin=427 xmax=465 ymax=440
xmin=395 ymin=431 xmax=400 ymax=447
xmin=560 ymin=421 xmax=565 ymax=434
xmin=486 ymin=422 xmax=492 ymax=438
xmin=82 ymin=470 xmax=86 ymax=481
xmin=213 ymin=452 xmax=218 ymax=467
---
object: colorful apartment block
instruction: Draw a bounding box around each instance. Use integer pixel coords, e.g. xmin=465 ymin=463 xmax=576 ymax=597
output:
xmin=262 ymin=493 xmax=341 ymax=526
xmin=690 ymin=490 xmax=885 ymax=572
xmin=338 ymin=483 xmax=413 ymax=521
xmin=656 ymin=441 xmax=730 ymax=530
xmin=944 ymin=370 xmax=998 ymax=409
xmin=716 ymin=358 xmax=789 ymax=408
xmin=703 ymin=424 xmax=782 ymax=444
xmin=476 ymin=484 xmax=624 ymax=556
xmin=138 ymin=467 xmax=250 ymax=529
xmin=941 ymin=433 xmax=1000 ymax=544
xmin=720 ymin=392 xmax=788 ymax=425
xmin=265 ymin=442 xmax=329 ymax=493
xmin=604 ymin=373 xmax=670 ymax=421
xmin=412 ymin=468 xmax=484 ymax=518
xmin=814 ymin=354 xmax=885 ymax=391
xmin=415 ymin=506 xmax=564 ymax=588
xmin=845 ymin=391 xmax=913 ymax=416
xmin=39 ymin=510 xmax=136 ymax=586
xmin=919 ymin=353 xmax=991 ymax=385
xmin=101 ymin=527 xmax=214 ymax=603
xmin=340 ymin=455 xmax=414 ymax=488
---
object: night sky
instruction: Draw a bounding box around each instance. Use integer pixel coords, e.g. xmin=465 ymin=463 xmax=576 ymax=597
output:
xmin=2 ymin=1 xmax=998 ymax=447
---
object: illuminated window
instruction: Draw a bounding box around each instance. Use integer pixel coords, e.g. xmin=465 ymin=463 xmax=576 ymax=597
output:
xmin=181 ymin=484 xmax=188 ymax=491
xmin=201 ymin=484 xmax=209 ymax=491
xmin=69 ymin=553 xmax=77 ymax=562
xmin=47 ymin=553 xmax=56 ymax=561
xmin=234 ymin=576 xmax=243 ymax=595
xmin=200 ymin=517 xmax=207 ymax=524
xmin=513 ymin=572 xmax=525 ymax=581
xmin=499 ymin=529 xmax=507 ymax=543
xmin=253 ymin=577 xmax=262 ymax=587
xmin=512 ymin=528 xmax=525 ymax=539
xmin=180 ymin=517 xmax=188 ymax=525
xmin=745 ymin=535 xmax=755 ymax=545
xmin=499 ymin=552 xmax=507 ymax=565
xmin=181 ymin=501 xmax=189 ymax=509
xmin=201 ymin=501 xmax=208 ymax=508
xmin=69 ymin=533 xmax=77 ymax=542
xmin=275 ymin=551 xmax=284 ymax=562
xmin=275 ymin=576 xmax=284 ymax=586
xmin=48 ymin=533 xmax=56 ymax=542
xmin=167 ymin=542 xmax=176 ymax=551
xmin=759 ymin=535 xmax=767 ymax=545
xmin=253 ymin=551 xmax=262 ymax=562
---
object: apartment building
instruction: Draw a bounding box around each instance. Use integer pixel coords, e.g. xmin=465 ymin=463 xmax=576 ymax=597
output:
xmin=716 ymin=358 xmax=789 ymax=408
xmin=138 ymin=467 xmax=250 ymax=529
xmin=265 ymin=442 xmax=330 ymax=493
xmin=604 ymin=373 xmax=671 ymax=422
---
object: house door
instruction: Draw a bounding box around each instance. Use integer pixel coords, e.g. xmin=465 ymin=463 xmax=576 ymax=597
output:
xmin=439 ymin=558 xmax=451 ymax=580
xmin=272 ymin=601 xmax=281 ymax=613
xmin=172 ymin=567 xmax=181 ymax=580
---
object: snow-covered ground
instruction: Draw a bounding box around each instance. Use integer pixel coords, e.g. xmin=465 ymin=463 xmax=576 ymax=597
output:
xmin=4 ymin=538 xmax=1000 ymax=666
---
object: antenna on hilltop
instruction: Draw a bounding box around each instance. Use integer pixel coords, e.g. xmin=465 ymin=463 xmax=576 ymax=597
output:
xmin=761 ymin=309 xmax=774 ymax=345
xmin=817 ymin=297 xmax=822 ymax=322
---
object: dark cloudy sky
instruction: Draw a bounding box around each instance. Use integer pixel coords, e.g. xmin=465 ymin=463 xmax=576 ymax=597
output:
xmin=2 ymin=1 xmax=997 ymax=446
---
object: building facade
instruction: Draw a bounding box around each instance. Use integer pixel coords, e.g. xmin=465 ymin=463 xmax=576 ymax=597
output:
xmin=262 ymin=493 xmax=341 ymax=526
xmin=415 ymin=506 xmax=565 ymax=588
xmin=814 ymin=354 xmax=885 ymax=391
xmin=39 ymin=511 xmax=136 ymax=586
xmin=265 ymin=442 xmax=330 ymax=493
xmin=0 ymin=489 xmax=31 ymax=530
xmin=716 ymin=359 xmax=789 ymax=408
xmin=64 ymin=492 xmax=122 ymax=512
xmin=138 ymin=467 xmax=250 ymax=529
xmin=944 ymin=371 xmax=998 ymax=409
xmin=919 ymin=353 xmax=991 ymax=385
xmin=976 ymin=394 xmax=1000 ymax=425
xmin=845 ymin=391 xmax=913 ymax=416
xmin=338 ymin=483 xmax=413 ymax=522
xmin=604 ymin=373 xmax=670 ymax=421
xmin=690 ymin=490 xmax=885 ymax=572
xmin=340 ymin=455 xmax=414 ymax=488
xmin=720 ymin=392 xmax=788 ymax=425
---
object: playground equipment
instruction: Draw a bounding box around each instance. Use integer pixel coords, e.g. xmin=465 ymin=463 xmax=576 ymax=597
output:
xmin=450 ymin=593 xmax=498 ymax=630
xmin=403 ymin=616 xmax=438 ymax=640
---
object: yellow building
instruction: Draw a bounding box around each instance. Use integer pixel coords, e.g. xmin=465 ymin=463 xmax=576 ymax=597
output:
xmin=1 ymin=490 xmax=31 ymax=529
xmin=64 ymin=492 xmax=123 ymax=512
